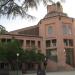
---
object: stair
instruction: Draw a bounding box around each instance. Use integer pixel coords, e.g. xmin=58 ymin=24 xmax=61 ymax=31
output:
xmin=64 ymin=64 xmax=74 ymax=70
xmin=46 ymin=60 xmax=58 ymax=71
xmin=46 ymin=60 xmax=74 ymax=71
xmin=0 ymin=70 xmax=9 ymax=75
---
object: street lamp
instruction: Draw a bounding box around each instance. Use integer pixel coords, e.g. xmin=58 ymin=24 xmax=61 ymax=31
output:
xmin=16 ymin=53 xmax=19 ymax=75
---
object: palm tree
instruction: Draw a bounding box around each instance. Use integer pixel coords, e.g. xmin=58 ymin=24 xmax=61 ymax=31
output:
xmin=0 ymin=0 xmax=64 ymax=18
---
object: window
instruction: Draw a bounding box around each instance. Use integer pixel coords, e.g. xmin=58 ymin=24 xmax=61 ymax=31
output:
xmin=26 ymin=40 xmax=30 ymax=47
xmin=0 ymin=63 xmax=4 ymax=69
xmin=26 ymin=40 xmax=35 ymax=47
xmin=13 ymin=39 xmax=23 ymax=47
xmin=62 ymin=25 xmax=72 ymax=34
xmin=46 ymin=40 xmax=51 ymax=47
xmin=38 ymin=41 xmax=41 ymax=48
xmin=69 ymin=39 xmax=73 ymax=46
xmin=48 ymin=26 xmax=53 ymax=34
xmin=46 ymin=39 xmax=57 ymax=47
xmin=31 ymin=40 xmax=35 ymax=47
xmin=1 ymin=38 xmax=6 ymax=43
xmin=64 ymin=39 xmax=68 ymax=46
xmin=68 ymin=26 xmax=72 ymax=34
xmin=46 ymin=49 xmax=57 ymax=62
xmin=64 ymin=39 xmax=73 ymax=46
xmin=52 ymin=39 xmax=56 ymax=46
xmin=18 ymin=40 xmax=23 ymax=47
xmin=7 ymin=39 xmax=11 ymax=42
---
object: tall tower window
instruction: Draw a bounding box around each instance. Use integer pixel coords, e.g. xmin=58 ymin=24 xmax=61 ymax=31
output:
xmin=48 ymin=26 xmax=53 ymax=34
xmin=62 ymin=25 xmax=72 ymax=34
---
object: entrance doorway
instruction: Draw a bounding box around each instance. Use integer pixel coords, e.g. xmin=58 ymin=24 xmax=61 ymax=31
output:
xmin=65 ymin=48 xmax=74 ymax=67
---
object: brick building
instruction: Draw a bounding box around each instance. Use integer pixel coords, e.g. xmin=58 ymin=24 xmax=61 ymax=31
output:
xmin=0 ymin=2 xmax=75 ymax=71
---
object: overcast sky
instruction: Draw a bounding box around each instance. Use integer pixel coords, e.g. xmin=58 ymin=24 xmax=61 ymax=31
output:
xmin=0 ymin=0 xmax=75 ymax=31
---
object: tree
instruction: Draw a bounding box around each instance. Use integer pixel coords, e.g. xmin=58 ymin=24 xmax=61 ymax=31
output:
xmin=21 ymin=48 xmax=45 ymax=64
xmin=0 ymin=0 xmax=63 ymax=18
xmin=36 ymin=50 xmax=45 ymax=64
xmin=0 ymin=38 xmax=45 ymax=70
xmin=0 ymin=38 xmax=24 ymax=70
xmin=0 ymin=41 xmax=7 ymax=61
xmin=0 ymin=25 xmax=7 ymax=34
xmin=20 ymin=48 xmax=45 ymax=72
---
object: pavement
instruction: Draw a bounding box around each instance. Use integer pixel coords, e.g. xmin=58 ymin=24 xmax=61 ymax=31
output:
xmin=23 ymin=70 xmax=75 ymax=75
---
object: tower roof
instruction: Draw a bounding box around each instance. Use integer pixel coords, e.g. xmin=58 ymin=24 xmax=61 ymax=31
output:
xmin=47 ymin=2 xmax=63 ymax=13
xmin=44 ymin=2 xmax=67 ymax=19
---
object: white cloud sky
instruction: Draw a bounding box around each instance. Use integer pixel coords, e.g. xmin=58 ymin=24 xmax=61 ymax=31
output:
xmin=0 ymin=0 xmax=75 ymax=31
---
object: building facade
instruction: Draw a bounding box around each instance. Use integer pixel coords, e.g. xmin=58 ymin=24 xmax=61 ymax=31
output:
xmin=0 ymin=2 xmax=75 ymax=71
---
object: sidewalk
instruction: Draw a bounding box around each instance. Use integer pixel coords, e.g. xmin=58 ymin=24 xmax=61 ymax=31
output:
xmin=23 ymin=71 xmax=75 ymax=75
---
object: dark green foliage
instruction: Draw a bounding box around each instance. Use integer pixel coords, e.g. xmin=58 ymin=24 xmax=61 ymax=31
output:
xmin=0 ymin=39 xmax=24 ymax=69
xmin=36 ymin=52 xmax=45 ymax=64
xmin=0 ymin=25 xmax=7 ymax=34
xmin=5 ymin=39 xmax=22 ymax=62
xmin=0 ymin=38 xmax=45 ymax=70
xmin=0 ymin=42 xmax=7 ymax=61
xmin=20 ymin=48 xmax=45 ymax=64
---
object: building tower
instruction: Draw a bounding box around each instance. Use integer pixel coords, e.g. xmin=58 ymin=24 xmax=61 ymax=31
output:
xmin=39 ymin=2 xmax=75 ymax=71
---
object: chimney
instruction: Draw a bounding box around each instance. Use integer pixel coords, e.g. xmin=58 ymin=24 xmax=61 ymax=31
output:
xmin=47 ymin=2 xmax=63 ymax=13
